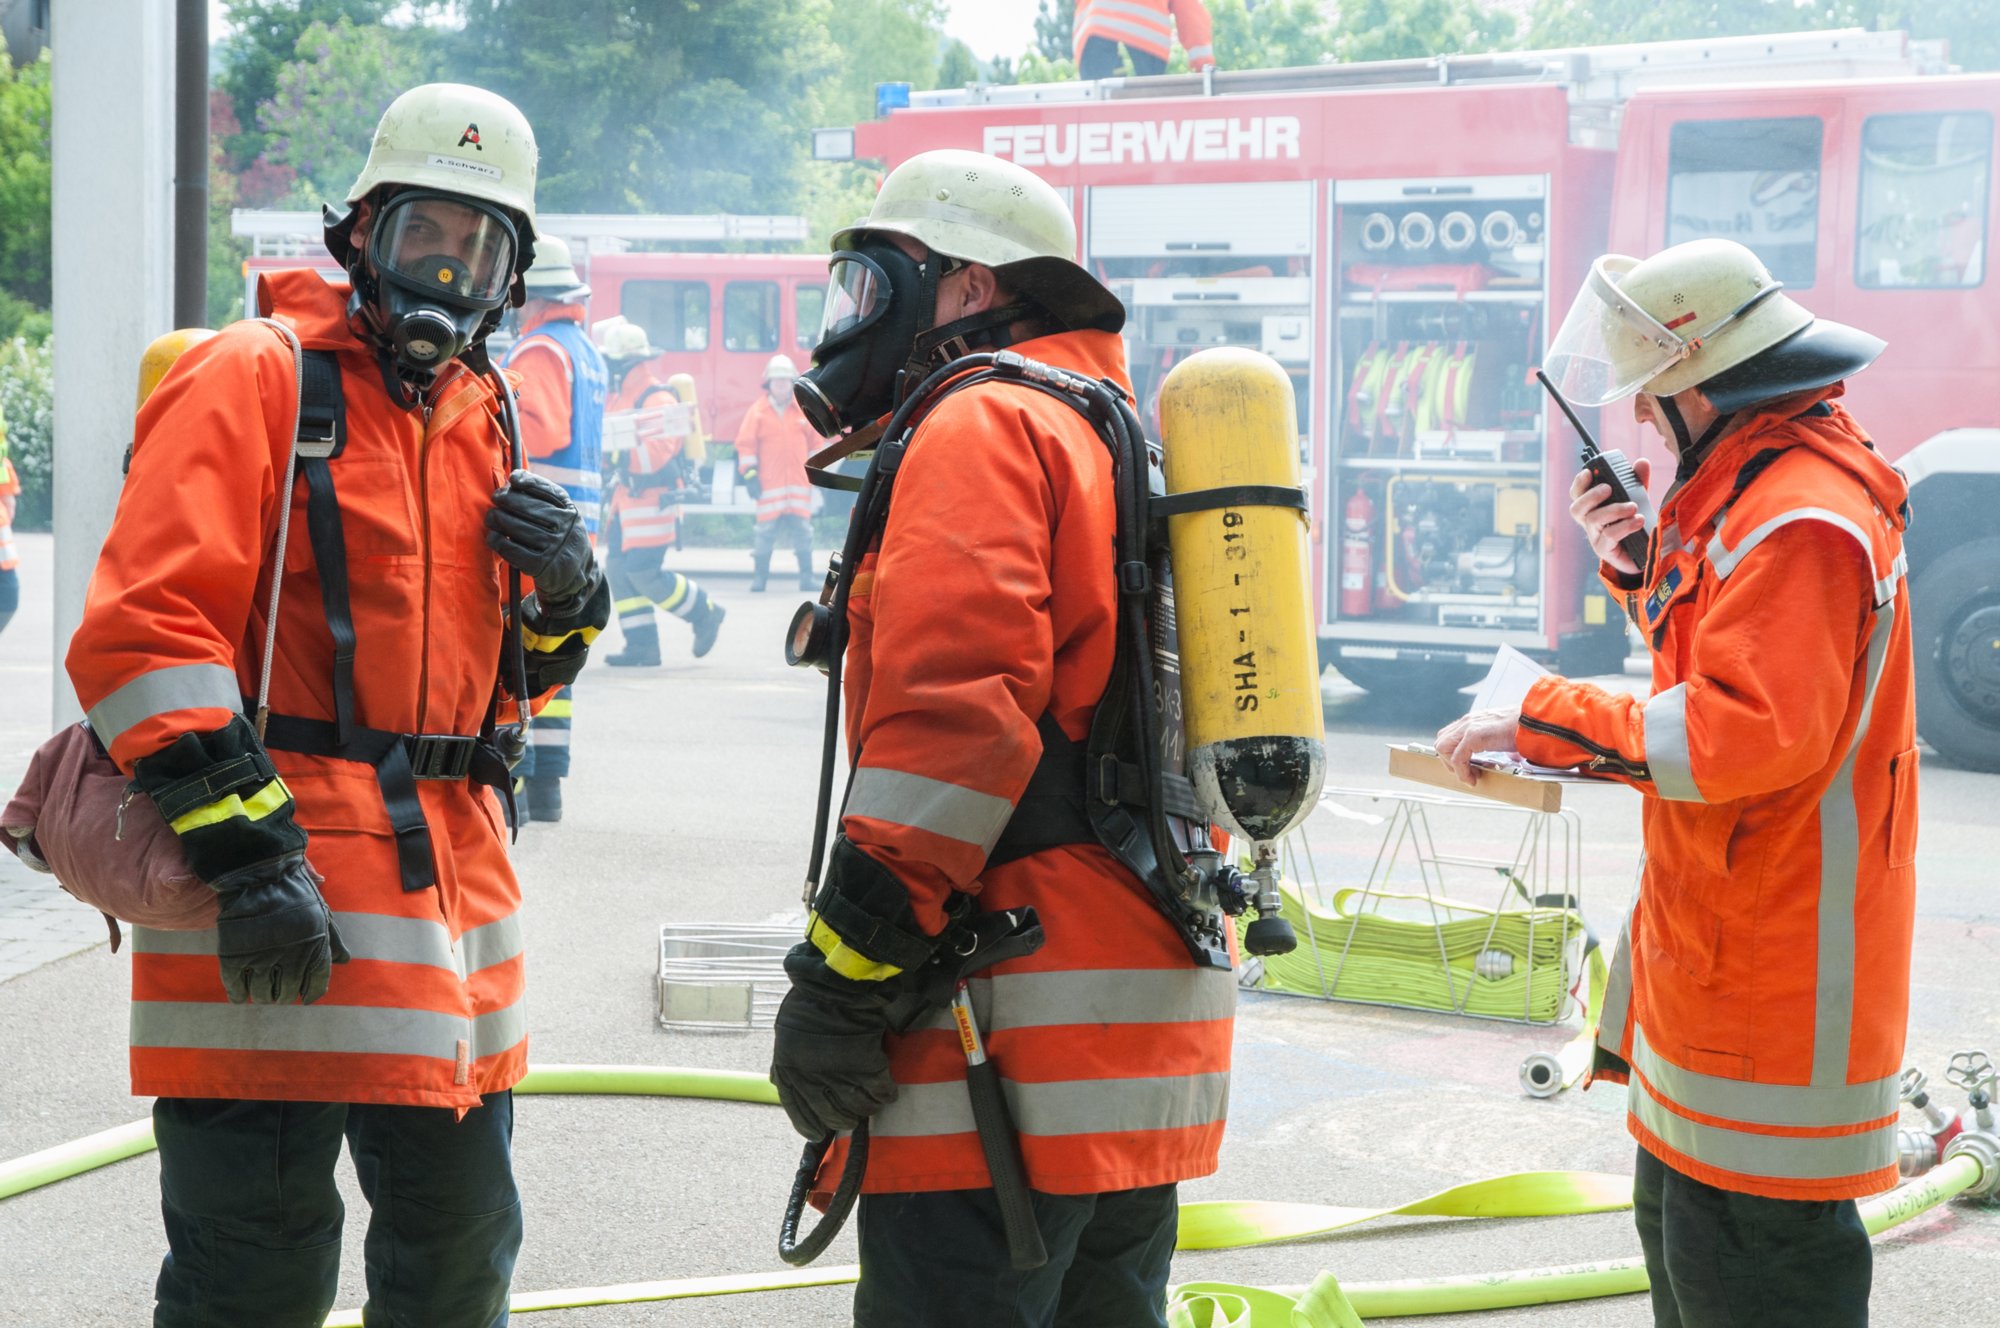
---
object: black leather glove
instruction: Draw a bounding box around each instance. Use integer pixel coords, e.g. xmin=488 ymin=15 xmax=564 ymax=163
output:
xmin=486 ymin=469 xmax=596 ymax=605
xmin=771 ymin=946 xmax=899 ymax=1141
xmin=770 ymin=839 xmax=940 ymax=1141
xmin=739 ymin=463 xmax=762 ymax=500
xmin=211 ymin=856 xmax=349 ymax=1005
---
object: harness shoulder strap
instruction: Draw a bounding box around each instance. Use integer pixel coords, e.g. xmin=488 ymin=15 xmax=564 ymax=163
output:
xmin=292 ymin=350 xmax=358 ymax=746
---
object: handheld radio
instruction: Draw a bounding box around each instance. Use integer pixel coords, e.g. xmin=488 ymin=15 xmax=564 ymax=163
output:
xmin=1535 ymin=370 xmax=1653 ymax=571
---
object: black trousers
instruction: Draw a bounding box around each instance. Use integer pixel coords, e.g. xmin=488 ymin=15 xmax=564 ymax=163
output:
xmin=1079 ymin=36 xmax=1167 ymax=80
xmin=853 ymin=1183 xmax=1178 ymax=1328
xmin=152 ymin=1093 xmax=521 ymax=1328
xmin=1634 ymin=1146 xmax=1871 ymax=1327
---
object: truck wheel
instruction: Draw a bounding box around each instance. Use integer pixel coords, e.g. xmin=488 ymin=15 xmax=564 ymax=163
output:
xmin=1333 ymin=655 xmax=1484 ymax=704
xmin=1913 ymin=537 xmax=2000 ymax=773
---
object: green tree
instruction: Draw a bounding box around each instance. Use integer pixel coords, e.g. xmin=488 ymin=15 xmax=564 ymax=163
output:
xmin=217 ymin=0 xmax=398 ymax=168
xmin=1209 ymin=0 xmax=1338 ymax=68
xmin=1332 ymin=0 xmax=1516 ymax=63
xmin=441 ymin=0 xmax=833 ymax=217
xmin=258 ymin=17 xmax=434 ymax=206
xmin=0 ymin=52 xmax=51 ymax=310
xmin=1035 ymin=0 xmax=1076 ymax=61
xmin=1525 ymin=0 xmax=1997 ymax=67
xmin=0 ymin=335 xmax=52 ymax=530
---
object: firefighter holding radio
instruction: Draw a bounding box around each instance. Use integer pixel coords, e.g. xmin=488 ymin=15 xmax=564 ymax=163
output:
xmin=1437 ymin=237 xmax=1916 ymax=1327
xmin=769 ymin=149 xmax=1239 ymax=1326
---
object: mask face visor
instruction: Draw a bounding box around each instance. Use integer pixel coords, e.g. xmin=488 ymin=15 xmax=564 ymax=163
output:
xmin=1543 ymin=256 xmax=1691 ymax=408
xmin=816 ymin=252 xmax=891 ymax=348
xmin=371 ymin=194 xmax=517 ymax=307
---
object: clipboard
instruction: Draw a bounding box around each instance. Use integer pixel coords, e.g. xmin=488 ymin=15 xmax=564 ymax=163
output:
xmin=1387 ymin=742 xmax=1611 ymax=813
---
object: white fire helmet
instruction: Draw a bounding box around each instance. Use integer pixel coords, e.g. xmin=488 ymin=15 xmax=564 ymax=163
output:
xmin=832 ymin=148 xmax=1123 ymax=334
xmin=522 ymin=235 xmax=589 ymax=302
xmin=592 ymin=315 xmax=658 ymax=360
xmin=1544 ymin=238 xmax=1882 ymax=413
xmin=763 ymin=353 xmax=799 ymax=383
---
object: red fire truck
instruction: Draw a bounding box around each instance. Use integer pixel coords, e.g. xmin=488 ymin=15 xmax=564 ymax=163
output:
xmin=824 ymin=28 xmax=2000 ymax=770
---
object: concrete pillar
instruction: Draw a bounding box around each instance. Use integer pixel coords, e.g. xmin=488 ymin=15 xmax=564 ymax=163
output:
xmin=49 ymin=1 xmax=174 ymax=723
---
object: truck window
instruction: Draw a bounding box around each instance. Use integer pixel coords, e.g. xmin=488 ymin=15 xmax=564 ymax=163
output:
xmin=621 ymin=280 xmax=709 ymax=352
xmin=1666 ymin=117 xmax=1822 ymax=288
xmin=724 ymin=281 xmax=779 ymax=353
xmin=1857 ymin=111 xmax=1991 ymax=289
xmin=796 ymin=283 xmax=825 ymax=351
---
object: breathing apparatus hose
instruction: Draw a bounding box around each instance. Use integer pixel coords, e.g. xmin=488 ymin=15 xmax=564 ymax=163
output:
xmin=3 ymin=1067 xmax=1990 ymax=1323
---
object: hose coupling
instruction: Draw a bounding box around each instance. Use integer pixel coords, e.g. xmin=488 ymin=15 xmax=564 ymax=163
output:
xmin=1519 ymin=1052 xmax=1564 ymax=1099
xmin=1897 ymin=1127 xmax=1940 ymax=1178
xmin=1942 ymin=1130 xmax=2000 ymax=1202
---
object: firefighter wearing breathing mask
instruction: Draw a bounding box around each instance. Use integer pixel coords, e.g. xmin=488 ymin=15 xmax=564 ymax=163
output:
xmin=66 ymin=83 xmax=606 ymax=1328
xmin=1438 ymin=237 xmax=1915 ymax=1327
xmin=771 ymin=148 xmax=1236 ymax=1327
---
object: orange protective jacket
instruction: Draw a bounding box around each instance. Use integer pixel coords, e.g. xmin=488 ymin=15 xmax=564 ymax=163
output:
xmin=1074 ymin=0 xmax=1215 ymax=70
xmin=733 ymin=394 xmax=816 ymax=523
xmin=606 ymin=363 xmax=687 ymax=552
xmin=821 ymin=329 xmax=1235 ymax=1196
xmin=1518 ymin=389 xmax=1916 ymax=1201
xmin=67 ymin=270 xmax=532 ymax=1110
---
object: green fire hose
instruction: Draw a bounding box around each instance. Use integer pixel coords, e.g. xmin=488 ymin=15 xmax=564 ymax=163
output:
xmin=0 ymin=1063 xmax=1988 ymax=1325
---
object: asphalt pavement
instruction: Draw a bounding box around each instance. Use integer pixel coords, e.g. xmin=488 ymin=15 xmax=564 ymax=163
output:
xmin=2 ymin=531 xmax=1997 ymax=1326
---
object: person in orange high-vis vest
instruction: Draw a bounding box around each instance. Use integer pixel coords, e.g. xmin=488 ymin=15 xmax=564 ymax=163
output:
xmin=596 ymin=316 xmax=725 ymax=666
xmin=66 ymin=85 xmax=607 ymax=1328
xmin=733 ymin=352 xmax=818 ymax=591
xmin=1437 ymin=238 xmax=1911 ymax=1328
xmin=1075 ymin=0 xmax=1214 ymax=78
xmin=771 ymin=149 xmax=1233 ymax=1328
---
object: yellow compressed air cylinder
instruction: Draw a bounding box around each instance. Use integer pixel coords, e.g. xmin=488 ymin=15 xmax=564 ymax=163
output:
xmin=1158 ymin=347 xmax=1326 ymax=846
xmin=135 ymin=328 xmax=217 ymax=407
xmin=666 ymin=371 xmax=708 ymax=464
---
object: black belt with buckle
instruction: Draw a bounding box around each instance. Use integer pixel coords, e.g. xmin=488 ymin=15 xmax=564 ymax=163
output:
xmin=406 ymin=733 xmax=478 ymax=780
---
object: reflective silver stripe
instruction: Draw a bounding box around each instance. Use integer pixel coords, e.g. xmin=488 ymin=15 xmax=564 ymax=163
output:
xmin=86 ymin=663 xmax=243 ymax=749
xmin=528 ymin=727 xmax=571 ymax=747
xmin=1184 ymin=44 xmax=1214 ymax=61
xmin=1629 ymin=1072 xmax=1895 ymax=1181
xmin=1811 ymin=595 xmax=1897 ymax=1087
xmin=1086 ymin=0 xmax=1174 ymax=38
xmin=871 ymin=1070 xmax=1229 ymax=1140
xmin=1642 ymin=684 xmax=1701 ymax=803
xmin=533 ymin=462 xmax=599 ymax=488
xmin=1711 ymin=507 xmax=1900 ymax=603
xmin=845 ymin=767 xmax=1014 ymax=853
xmin=1632 ymin=1027 xmax=1898 ymax=1129
xmin=914 ymin=967 xmax=1238 ymax=1035
xmin=1595 ymin=903 xmax=1635 ymax=1060
xmin=132 ymin=995 xmax=527 ymax=1063
xmin=1086 ymin=13 xmax=1174 ymax=52
xmin=134 ymin=911 xmax=524 ymax=980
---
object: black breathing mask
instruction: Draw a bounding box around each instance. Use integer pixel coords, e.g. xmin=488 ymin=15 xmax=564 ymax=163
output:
xmin=359 ymin=190 xmax=521 ymax=379
xmin=794 ymin=240 xmax=938 ymax=439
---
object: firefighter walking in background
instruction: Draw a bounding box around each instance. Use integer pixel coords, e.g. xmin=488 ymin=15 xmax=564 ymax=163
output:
xmin=770 ymin=149 xmax=1235 ymax=1326
xmin=1437 ymin=238 xmax=1913 ymax=1327
xmin=734 ymin=353 xmax=818 ymax=592
xmin=1074 ymin=0 xmax=1214 ymax=78
xmin=596 ymin=316 xmax=725 ymax=666
xmin=65 ymin=83 xmax=607 ymax=1327
xmin=0 ymin=399 xmax=17 ymax=637
xmin=504 ymin=234 xmax=606 ymax=822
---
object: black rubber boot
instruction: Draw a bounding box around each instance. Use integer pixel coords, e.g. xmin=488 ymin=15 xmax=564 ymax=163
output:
xmin=526 ymin=776 xmax=563 ymax=824
xmin=690 ymin=601 xmax=726 ymax=658
xmin=751 ymin=551 xmax=771 ymax=593
xmin=606 ymin=621 xmax=662 ymax=667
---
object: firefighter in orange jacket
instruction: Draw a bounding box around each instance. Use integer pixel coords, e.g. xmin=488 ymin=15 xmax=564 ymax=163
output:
xmin=772 ymin=149 xmax=1235 ymax=1326
xmin=734 ymin=352 xmax=819 ymax=592
xmin=1437 ymin=238 xmax=1911 ymax=1327
xmin=1075 ymin=0 xmax=1214 ymax=78
xmin=65 ymin=84 xmax=606 ymax=1328
xmin=597 ymin=316 xmax=725 ymax=665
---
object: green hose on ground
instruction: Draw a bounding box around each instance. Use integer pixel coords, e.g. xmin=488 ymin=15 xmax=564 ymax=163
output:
xmin=0 ymin=1064 xmax=1985 ymax=1325
xmin=1247 ymin=883 xmax=1583 ymax=1022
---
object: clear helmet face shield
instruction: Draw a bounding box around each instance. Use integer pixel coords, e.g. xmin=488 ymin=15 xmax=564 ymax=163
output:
xmin=1542 ymin=256 xmax=1694 ymax=408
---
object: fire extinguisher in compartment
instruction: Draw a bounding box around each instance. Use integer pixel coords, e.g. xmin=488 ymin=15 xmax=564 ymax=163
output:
xmin=1340 ymin=486 xmax=1374 ymax=619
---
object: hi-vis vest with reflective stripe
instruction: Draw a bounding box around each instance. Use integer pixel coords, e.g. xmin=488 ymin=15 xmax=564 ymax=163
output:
xmin=1524 ymin=400 xmax=1917 ymax=1202
xmin=1073 ymin=0 xmax=1215 ymax=69
xmin=506 ymin=317 xmax=607 ymax=533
